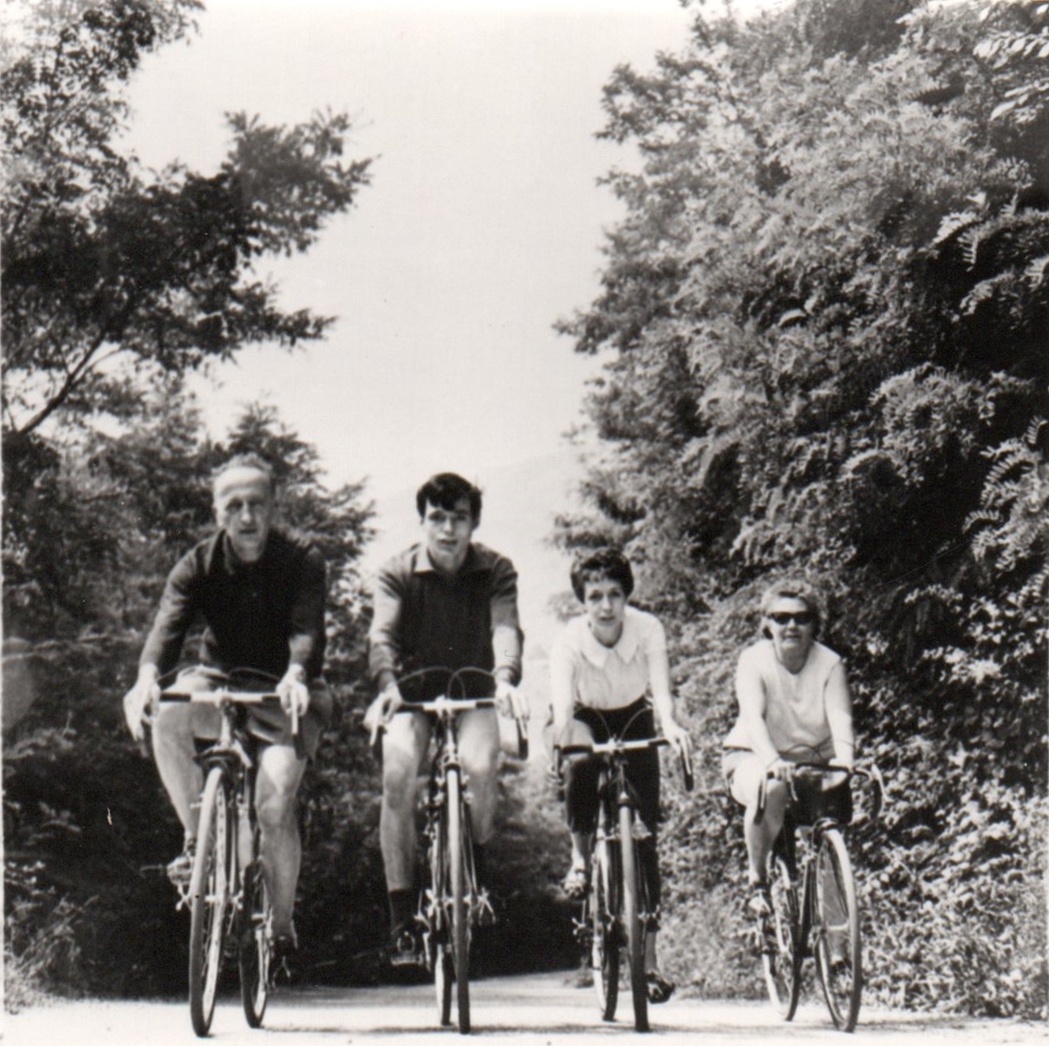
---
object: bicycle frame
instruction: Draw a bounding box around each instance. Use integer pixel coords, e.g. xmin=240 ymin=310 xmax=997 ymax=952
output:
xmin=160 ymin=681 xmax=282 ymax=1037
xmin=417 ymin=693 xmax=495 ymax=929
xmin=400 ymin=691 xmax=496 ymax=1035
xmin=559 ymin=728 xmax=690 ymax=1033
xmin=759 ymin=761 xmax=882 ymax=1032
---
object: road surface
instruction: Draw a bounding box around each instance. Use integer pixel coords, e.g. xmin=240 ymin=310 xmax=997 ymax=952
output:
xmin=4 ymin=971 xmax=1044 ymax=1045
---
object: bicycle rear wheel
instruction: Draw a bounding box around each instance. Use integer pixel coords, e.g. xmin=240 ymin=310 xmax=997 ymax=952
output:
xmin=589 ymin=821 xmax=619 ymax=1022
xmin=189 ymin=767 xmax=231 ymax=1037
xmin=762 ymin=851 xmax=801 ymax=1020
xmin=446 ymin=766 xmax=471 ymax=1034
xmin=619 ymin=804 xmax=649 ymax=1033
xmin=238 ymin=855 xmax=270 ymax=1028
xmin=814 ymin=827 xmax=862 ymax=1031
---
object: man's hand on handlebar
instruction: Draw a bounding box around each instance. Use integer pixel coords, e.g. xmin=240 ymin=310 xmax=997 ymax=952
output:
xmin=494 ymin=678 xmax=528 ymax=723
xmin=277 ymin=664 xmax=310 ymax=721
xmin=364 ymin=680 xmax=404 ymax=744
xmin=123 ymin=665 xmax=161 ymax=742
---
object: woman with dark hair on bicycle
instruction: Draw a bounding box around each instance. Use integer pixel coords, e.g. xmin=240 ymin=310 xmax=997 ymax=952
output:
xmin=549 ymin=547 xmax=690 ymax=1004
xmin=722 ymin=577 xmax=855 ymax=916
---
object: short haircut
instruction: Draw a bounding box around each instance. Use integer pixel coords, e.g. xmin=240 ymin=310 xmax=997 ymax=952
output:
xmin=759 ymin=577 xmax=822 ymax=638
xmin=570 ymin=547 xmax=635 ymax=602
xmin=416 ymin=472 xmax=482 ymax=520
xmin=211 ymin=453 xmax=275 ymax=498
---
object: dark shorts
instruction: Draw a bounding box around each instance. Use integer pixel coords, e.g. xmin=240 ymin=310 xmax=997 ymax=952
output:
xmin=563 ymin=699 xmax=661 ymax=836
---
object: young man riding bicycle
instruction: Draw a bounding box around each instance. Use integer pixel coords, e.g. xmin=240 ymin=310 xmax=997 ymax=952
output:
xmin=122 ymin=453 xmax=332 ymax=969
xmin=363 ymin=472 xmax=527 ymax=965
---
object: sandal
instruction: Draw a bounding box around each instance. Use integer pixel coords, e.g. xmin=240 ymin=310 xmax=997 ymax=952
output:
xmin=561 ymin=864 xmax=588 ymax=900
xmin=747 ymin=882 xmax=772 ymax=918
xmin=165 ymin=837 xmax=196 ymax=887
xmin=646 ymin=970 xmax=675 ymax=1004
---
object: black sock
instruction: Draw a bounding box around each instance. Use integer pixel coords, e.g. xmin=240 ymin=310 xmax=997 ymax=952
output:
xmin=389 ymin=889 xmax=414 ymax=934
xmin=473 ymin=843 xmax=488 ymax=887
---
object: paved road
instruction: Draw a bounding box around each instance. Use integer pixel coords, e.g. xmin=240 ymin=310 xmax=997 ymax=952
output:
xmin=4 ymin=971 xmax=1044 ymax=1045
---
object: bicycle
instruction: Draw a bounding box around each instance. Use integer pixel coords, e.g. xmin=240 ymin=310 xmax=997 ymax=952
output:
xmin=756 ymin=759 xmax=883 ymax=1033
xmin=557 ymin=715 xmax=692 ymax=1033
xmin=160 ymin=668 xmax=294 ymax=1038
xmin=376 ymin=666 xmax=527 ymax=1035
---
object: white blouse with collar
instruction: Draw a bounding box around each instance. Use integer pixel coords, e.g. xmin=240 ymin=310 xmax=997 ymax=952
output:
xmin=549 ymin=605 xmax=667 ymax=712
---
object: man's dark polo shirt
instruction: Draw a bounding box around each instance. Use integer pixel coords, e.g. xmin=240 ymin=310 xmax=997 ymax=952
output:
xmin=141 ymin=529 xmax=327 ymax=681
xmin=367 ymin=542 xmax=522 ymax=700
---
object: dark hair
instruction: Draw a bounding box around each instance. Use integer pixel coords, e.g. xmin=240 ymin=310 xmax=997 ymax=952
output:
xmin=211 ymin=452 xmax=275 ymax=497
xmin=759 ymin=577 xmax=822 ymax=639
xmin=570 ymin=547 xmax=635 ymax=602
xmin=416 ymin=472 xmax=482 ymax=521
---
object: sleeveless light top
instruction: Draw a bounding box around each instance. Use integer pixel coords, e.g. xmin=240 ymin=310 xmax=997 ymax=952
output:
xmin=723 ymin=639 xmax=843 ymax=757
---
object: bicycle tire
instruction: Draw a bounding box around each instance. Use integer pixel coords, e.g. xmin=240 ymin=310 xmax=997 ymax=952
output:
xmin=589 ymin=818 xmax=619 ymax=1022
xmin=447 ymin=766 xmax=471 ymax=1034
xmin=619 ymin=803 xmax=649 ymax=1033
xmin=429 ymin=799 xmax=454 ymax=1028
xmin=238 ymin=855 xmax=270 ymax=1028
xmin=814 ymin=827 xmax=862 ymax=1031
xmin=762 ymin=851 xmax=801 ymax=1020
xmin=189 ymin=767 xmax=231 ymax=1037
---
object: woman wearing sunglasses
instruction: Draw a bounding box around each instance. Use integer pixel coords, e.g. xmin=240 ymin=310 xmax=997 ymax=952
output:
xmin=722 ymin=579 xmax=854 ymax=915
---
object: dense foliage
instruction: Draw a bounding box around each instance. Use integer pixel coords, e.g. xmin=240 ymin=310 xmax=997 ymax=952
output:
xmin=1 ymin=1 xmax=572 ymax=1006
xmin=557 ymin=0 xmax=1047 ymax=1017
xmin=0 ymin=0 xmax=375 ymax=1006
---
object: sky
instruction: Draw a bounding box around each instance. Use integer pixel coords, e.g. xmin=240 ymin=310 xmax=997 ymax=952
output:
xmin=124 ymin=0 xmax=771 ymax=505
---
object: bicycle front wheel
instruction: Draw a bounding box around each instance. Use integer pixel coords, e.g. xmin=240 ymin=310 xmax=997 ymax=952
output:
xmin=189 ymin=767 xmax=232 ymax=1037
xmin=446 ymin=766 xmax=471 ymax=1034
xmin=589 ymin=821 xmax=619 ymax=1022
xmin=238 ymin=855 xmax=270 ymax=1028
xmin=814 ymin=827 xmax=862 ymax=1031
xmin=762 ymin=851 xmax=801 ymax=1020
xmin=619 ymin=803 xmax=649 ymax=1033
xmin=429 ymin=802 xmax=453 ymax=1028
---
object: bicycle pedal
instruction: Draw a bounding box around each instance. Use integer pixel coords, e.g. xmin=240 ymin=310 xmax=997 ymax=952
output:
xmin=474 ymin=889 xmax=497 ymax=927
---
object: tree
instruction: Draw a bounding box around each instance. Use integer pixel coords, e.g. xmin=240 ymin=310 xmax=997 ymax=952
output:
xmin=1 ymin=0 xmax=370 ymax=459
xmin=2 ymin=0 xmax=371 ymax=633
xmin=559 ymin=0 xmax=1047 ymax=1015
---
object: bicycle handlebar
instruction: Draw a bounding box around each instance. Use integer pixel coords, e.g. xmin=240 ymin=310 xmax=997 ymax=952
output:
xmin=754 ymin=761 xmax=882 ymax=826
xmin=556 ymin=736 xmax=694 ymax=792
xmin=370 ymin=664 xmax=530 ymax=760
xmin=160 ymin=688 xmax=298 ymax=736
xmin=161 ymin=689 xmax=280 ymax=703
xmin=396 ymin=696 xmax=497 ymax=716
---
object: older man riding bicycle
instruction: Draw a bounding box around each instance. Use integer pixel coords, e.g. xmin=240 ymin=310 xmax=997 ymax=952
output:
xmin=122 ymin=453 xmax=332 ymax=969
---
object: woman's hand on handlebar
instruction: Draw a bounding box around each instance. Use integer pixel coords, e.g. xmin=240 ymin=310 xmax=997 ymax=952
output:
xmin=661 ymin=719 xmax=694 ymax=790
xmin=661 ymin=718 xmax=691 ymax=760
xmin=364 ymin=681 xmax=404 ymax=744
